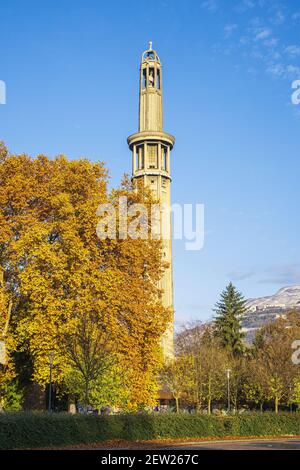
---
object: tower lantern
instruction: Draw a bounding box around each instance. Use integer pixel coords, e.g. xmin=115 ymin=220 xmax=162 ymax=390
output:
xmin=139 ymin=41 xmax=163 ymax=132
xmin=127 ymin=43 xmax=175 ymax=359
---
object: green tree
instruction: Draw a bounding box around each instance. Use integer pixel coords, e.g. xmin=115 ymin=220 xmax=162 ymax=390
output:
xmin=62 ymin=313 xmax=114 ymax=411
xmin=160 ymin=357 xmax=190 ymax=413
xmin=0 ymin=379 xmax=23 ymax=411
xmin=244 ymin=358 xmax=268 ymax=412
xmin=214 ymin=282 xmax=246 ymax=356
xmin=290 ymin=379 xmax=300 ymax=411
xmin=226 ymin=355 xmax=248 ymax=412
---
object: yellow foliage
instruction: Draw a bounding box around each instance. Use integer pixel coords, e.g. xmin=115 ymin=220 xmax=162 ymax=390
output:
xmin=0 ymin=148 xmax=169 ymax=408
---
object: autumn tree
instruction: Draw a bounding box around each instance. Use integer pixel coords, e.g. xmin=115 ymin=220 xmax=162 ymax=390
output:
xmin=0 ymin=257 xmax=19 ymax=410
xmin=0 ymin=141 xmax=8 ymax=162
xmin=225 ymin=355 xmax=249 ymax=412
xmin=160 ymin=356 xmax=190 ymax=412
xmin=199 ymin=329 xmax=227 ymax=414
xmin=175 ymin=323 xmax=226 ymax=413
xmin=243 ymin=358 xmax=268 ymax=412
xmin=61 ymin=312 xmax=114 ymax=411
xmin=175 ymin=322 xmax=205 ymax=410
xmin=0 ymin=147 xmax=170 ymax=409
xmin=253 ymin=314 xmax=300 ymax=413
xmin=290 ymin=379 xmax=300 ymax=411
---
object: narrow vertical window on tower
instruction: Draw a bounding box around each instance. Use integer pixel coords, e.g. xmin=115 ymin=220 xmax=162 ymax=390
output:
xmin=161 ymin=146 xmax=167 ymax=171
xmin=142 ymin=69 xmax=146 ymax=90
xmin=156 ymin=68 xmax=160 ymax=89
xmin=148 ymin=144 xmax=158 ymax=169
xmin=140 ymin=145 xmax=144 ymax=169
xmin=148 ymin=68 xmax=155 ymax=87
xmin=135 ymin=145 xmax=144 ymax=169
xmin=135 ymin=147 xmax=139 ymax=170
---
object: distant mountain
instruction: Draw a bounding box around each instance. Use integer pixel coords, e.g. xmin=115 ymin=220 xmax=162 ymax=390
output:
xmin=242 ymin=285 xmax=300 ymax=342
xmin=245 ymin=285 xmax=300 ymax=311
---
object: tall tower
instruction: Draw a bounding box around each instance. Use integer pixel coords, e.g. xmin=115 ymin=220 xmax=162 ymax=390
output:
xmin=127 ymin=42 xmax=175 ymax=359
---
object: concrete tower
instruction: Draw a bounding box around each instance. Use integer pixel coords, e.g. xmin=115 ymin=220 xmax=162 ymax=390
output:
xmin=127 ymin=42 xmax=175 ymax=359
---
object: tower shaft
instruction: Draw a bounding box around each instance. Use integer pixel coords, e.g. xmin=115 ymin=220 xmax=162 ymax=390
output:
xmin=127 ymin=43 xmax=175 ymax=359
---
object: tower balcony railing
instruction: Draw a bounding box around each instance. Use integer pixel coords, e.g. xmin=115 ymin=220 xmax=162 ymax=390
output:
xmin=132 ymin=168 xmax=172 ymax=180
xmin=127 ymin=131 xmax=175 ymax=149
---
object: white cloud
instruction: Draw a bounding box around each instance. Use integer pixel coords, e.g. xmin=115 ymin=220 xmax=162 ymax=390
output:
xmin=239 ymin=36 xmax=249 ymax=45
xmin=271 ymin=10 xmax=285 ymax=25
xmin=227 ymin=263 xmax=300 ymax=286
xmin=243 ymin=0 xmax=255 ymax=7
xmin=210 ymin=0 xmax=300 ymax=104
xmin=266 ymin=63 xmax=300 ymax=80
xmin=255 ymin=28 xmax=272 ymax=41
xmin=286 ymin=64 xmax=300 ymax=78
xmin=285 ymin=45 xmax=300 ymax=57
xmin=292 ymin=11 xmax=300 ymax=21
xmin=269 ymin=50 xmax=281 ymax=61
xmin=249 ymin=16 xmax=263 ymax=28
xmin=250 ymin=49 xmax=263 ymax=59
xmin=263 ymin=37 xmax=278 ymax=47
xmin=236 ymin=0 xmax=256 ymax=13
xmin=266 ymin=63 xmax=285 ymax=78
xmin=227 ymin=270 xmax=254 ymax=281
xmin=293 ymin=107 xmax=300 ymax=119
xmin=224 ymin=24 xmax=238 ymax=38
xmin=201 ymin=0 xmax=218 ymax=12
xmin=247 ymin=67 xmax=259 ymax=76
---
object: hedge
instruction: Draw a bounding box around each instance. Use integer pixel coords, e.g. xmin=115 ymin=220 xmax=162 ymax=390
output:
xmin=1 ymin=412 xmax=300 ymax=449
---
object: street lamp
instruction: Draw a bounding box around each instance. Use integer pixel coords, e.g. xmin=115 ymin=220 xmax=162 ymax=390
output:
xmin=225 ymin=369 xmax=231 ymax=413
xmin=289 ymin=384 xmax=293 ymax=413
xmin=48 ymin=352 xmax=55 ymax=412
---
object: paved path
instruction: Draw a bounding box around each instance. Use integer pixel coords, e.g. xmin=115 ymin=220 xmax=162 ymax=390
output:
xmin=153 ymin=438 xmax=300 ymax=450
xmin=103 ymin=438 xmax=300 ymax=451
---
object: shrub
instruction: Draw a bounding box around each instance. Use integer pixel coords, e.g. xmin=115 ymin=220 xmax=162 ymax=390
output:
xmin=0 ymin=412 xmax=300 ymax=449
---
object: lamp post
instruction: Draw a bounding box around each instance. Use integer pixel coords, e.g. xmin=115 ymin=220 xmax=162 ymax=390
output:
xmin=225 ymin=369 xmax=231 ymax=413
xmin=48 ymin=352 xmax=55 ymax=412
xmin=289 ymin=384 xmax=293 ymax=413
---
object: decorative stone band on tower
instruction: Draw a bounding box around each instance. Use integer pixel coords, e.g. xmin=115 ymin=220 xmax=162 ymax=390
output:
xmin=127 ymin=42 xmax=175 ymax=359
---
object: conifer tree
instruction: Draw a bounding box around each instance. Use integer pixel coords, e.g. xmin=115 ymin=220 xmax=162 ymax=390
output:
xmin=213 ymin=282 xmax=246 ymax=356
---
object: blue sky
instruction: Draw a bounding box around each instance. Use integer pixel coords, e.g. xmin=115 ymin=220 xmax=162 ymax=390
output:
xmin=1 ymin=0 xmax=300 ymax=326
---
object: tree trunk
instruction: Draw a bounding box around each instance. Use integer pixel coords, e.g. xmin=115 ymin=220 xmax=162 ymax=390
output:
xmin=68 ymin=395 xmax=76 ymax=414
xmin=208 ymin=397 xmax=211 ymax=415
xmin=275 ymin=396 xmax=279 ymax=414
xmin=233 ymin=395 xmax=237 ymax=414
xmin=196 ymin=401 xmax=201 ymax=413
xmin=175 ymin=396 xmax=179 ymax=413
xmin=207 ymin=377 xmax=212 ymax=415
xmin=260 ymin=402 xmax=263 ymax=414
xmin=195 ymin=388 xmax=201 ymax=413
xmin=84 ymin=380 xmax=89 ymax=413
